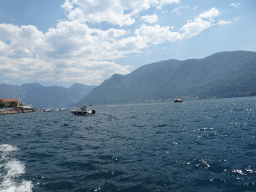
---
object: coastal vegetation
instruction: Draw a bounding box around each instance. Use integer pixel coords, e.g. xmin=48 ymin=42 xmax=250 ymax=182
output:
xmin=0 ymin=102 xmax=5 ymax=108
xmin=0 ymin=101 xmax=18 ymax=108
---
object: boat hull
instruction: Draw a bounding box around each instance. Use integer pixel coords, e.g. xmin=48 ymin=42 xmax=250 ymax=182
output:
xmin=174 ymin=98 xmax=183 ymax=102
xmin=72 ymin=110 xmax=96 ymax=115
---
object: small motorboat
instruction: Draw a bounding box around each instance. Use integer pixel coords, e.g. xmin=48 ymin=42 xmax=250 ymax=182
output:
xmin=43 ymin=109 xmax=53 ymax=112
xmin=174 ymin=98 xmax=183 ymax=102
xmin=71 ymin=105 xmax=96 ymax=115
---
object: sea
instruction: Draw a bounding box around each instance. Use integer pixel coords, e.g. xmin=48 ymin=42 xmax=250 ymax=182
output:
xmin=1 ymin=96 xmax=256 ymax=192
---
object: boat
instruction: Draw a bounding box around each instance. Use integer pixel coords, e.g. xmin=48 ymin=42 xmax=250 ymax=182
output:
xmin=71 ymin=105 xmax=96 ymax=115
xmin=15 ymin=106 xmax=37 ymax=113
xmin=174 ymin=98 xmax=183 ymax=102
xmin=42 ymin=109 xmax=53 ymax=112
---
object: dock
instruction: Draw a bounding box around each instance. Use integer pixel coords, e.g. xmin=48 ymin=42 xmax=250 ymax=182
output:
xmin=0 ymin=106 xmax=37 ymax=115
xmin=0 ymin=110 xmax=22 ymax=115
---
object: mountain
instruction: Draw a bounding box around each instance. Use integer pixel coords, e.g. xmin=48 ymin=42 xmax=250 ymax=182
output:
xmin=77 ymin=51 xmax=256 ymax=105
xmin=67 ymin=83 xmax=97 ymax=103
xmin=0 ymin=83 xmax=96 ymax=108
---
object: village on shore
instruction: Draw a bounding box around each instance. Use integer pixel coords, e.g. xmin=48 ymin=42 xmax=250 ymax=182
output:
xmin=0 ymin=99 xmax=37 ymax=115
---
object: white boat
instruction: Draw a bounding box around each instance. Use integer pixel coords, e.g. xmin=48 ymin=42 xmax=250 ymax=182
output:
xmin=71 ymin=105 xmax=96 ymax=115
xmin=43 ymin=109 xmax=53 ymax=112
xmin=60 ymin=108 xmax=66 ymax=110
xmin=174 ymin=98 xmax=183 ymax=102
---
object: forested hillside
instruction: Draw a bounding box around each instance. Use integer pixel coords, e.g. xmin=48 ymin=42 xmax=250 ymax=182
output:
xmin=78 ymin=51 xmax=256 ymax=105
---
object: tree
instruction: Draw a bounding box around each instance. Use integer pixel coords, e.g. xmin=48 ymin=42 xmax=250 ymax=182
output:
xmin=8 ymin=102 xmax=17 ymax=108
xmin=0 ymin=102 xmax=5 ymax=108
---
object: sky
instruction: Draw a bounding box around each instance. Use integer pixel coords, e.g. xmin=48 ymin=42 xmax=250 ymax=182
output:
xmin=0 ymin=0 xmax=256 ymax=87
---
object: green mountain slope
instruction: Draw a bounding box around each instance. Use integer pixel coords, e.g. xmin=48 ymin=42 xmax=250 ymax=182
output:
xmin=78 ymin=51 xmax=256 ymax=105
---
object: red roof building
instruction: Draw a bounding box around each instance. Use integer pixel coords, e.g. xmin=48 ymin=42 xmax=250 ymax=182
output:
xmin=0 ymin=99 xmax=19 ymax=106
xmin=0 ymin=99 xmax=19 ymax=102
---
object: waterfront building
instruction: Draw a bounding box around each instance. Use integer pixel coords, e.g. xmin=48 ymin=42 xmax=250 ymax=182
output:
xmin=0 ymin=99 xmax=19 ymax=107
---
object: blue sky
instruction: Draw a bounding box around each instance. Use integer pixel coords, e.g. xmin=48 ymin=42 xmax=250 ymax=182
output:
xmin=0 ymin=0 xmax=255 ymax=87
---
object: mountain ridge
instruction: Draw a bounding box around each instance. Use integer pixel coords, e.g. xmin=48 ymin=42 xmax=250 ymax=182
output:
xmin=0 ymin=83 xmax=96 ymax=108
xmin=77 ymin=50 xmax=256 ymax=105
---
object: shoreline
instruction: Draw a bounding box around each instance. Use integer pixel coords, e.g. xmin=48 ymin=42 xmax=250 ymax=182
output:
xmin=0 ymin=110 xmax=36 ymax=115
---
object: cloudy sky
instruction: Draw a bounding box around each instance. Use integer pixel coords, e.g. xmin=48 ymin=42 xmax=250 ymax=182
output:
xmin=0 ymin=0 xmax=255 ymax=87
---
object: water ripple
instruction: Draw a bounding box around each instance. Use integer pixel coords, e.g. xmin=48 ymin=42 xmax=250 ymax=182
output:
xmin=0 ymin=97 xmax=256 ymax=191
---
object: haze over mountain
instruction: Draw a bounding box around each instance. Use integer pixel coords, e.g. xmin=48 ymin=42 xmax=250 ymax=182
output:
xmin=0 ymin=83 xmax=96 ymax=108
xmin=77 ymin=51 xmax=256 ymax=105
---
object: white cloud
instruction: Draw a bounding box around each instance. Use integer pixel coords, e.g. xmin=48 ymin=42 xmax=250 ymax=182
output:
xmin=0 ymin=22 xmax=130 ymax=85
xmin=0 ymin=24 xmax=44 ymax=57
xmin=0 ymin=5 xmax=226 ymax=86
xmin=43 ymin=20 xmax=129 ymax=61
xmin=134 ymin=8 xmax=220 ymax=45
xmin=218 ymin=19 xmax=232 ymax=25
xmin=157 ymin=0 xmax=180 ymax=9
xmin=179 ymin=18 xmax=211 ymax=38
xmin=160 ymin=0 xmax=180 ymax=4
xmin=178 ymin=8 xmax=219 ymax=38
xmin=0 ymin=40 xmax=11 ymax=56
xmin=61 ymin=0 xmax=73 ymax=12
xmin=181 ymin=8 xmax=217 ymax=36
xmin=199 ymin=7 xmax=219 ymax=18
xmin=141 ymin=15 xmax=158 ymax=23
xmin=63 ymin=0 xmax=179 ymax=26
xmin=230 ymin=3 xmax=240 ymax=7
xmin=135 ymin=25 xmax=182 ymax=45
xmin=172 ymin=6 xmax=183 ymax=14
xmin=0 ymin=56 xmax=130 ymax=85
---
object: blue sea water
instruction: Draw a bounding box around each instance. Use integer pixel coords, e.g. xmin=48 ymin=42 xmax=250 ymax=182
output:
xmin=1 ymin=96 xmax=256 ymax=192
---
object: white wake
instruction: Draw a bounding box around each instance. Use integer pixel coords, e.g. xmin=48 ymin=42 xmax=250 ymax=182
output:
xmin=0 ymin=144 xmax=33 ymax=192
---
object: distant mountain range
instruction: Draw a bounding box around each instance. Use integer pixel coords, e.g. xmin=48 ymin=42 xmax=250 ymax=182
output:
xmin=1 ymin=51 xmax=255 ymax=107
xmin=77 ymin=51 xmax=256 ymax=105
xmin=0 ymin=83 xmax=96 ymax=108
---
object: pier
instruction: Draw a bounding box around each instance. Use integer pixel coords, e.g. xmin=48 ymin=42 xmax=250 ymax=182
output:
xmin=0 ymin=106 xmax=37 ymax=115
xmin=0 ymin=98 xmax=37 ymax=115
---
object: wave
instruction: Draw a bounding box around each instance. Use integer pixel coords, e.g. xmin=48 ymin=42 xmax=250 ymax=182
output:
xmin=0 ymin=144 xmax=33 ymax=192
